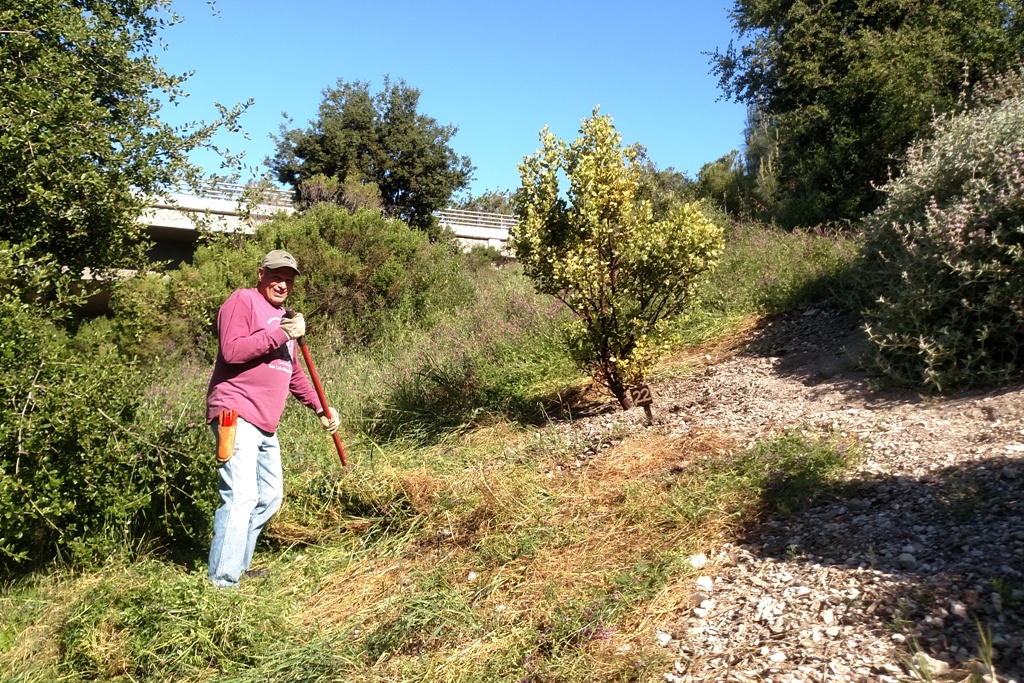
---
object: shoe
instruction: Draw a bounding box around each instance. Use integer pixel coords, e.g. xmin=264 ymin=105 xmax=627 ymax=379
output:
xmin=242 ymin=568 xmax=270 ymax=580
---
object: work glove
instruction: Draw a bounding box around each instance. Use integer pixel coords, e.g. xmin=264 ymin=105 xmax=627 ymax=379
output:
xmin=279 ymin=312 xmax=305 ymax=340
xmin=318 ymin=406 xmax=340 ymax=434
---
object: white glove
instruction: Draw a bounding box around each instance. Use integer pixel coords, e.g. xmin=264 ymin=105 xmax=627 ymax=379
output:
xmin=318 ymin=406 xmax=340 ymax=434
xmin=279 ymin=313 xmax=305 ymax=340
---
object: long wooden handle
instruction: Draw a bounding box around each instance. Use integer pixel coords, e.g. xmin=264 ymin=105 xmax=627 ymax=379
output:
xmin=298 ymin=338 xmax=347 ymax=467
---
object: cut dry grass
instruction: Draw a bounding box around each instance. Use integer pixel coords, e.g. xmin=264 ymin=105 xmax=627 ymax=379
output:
xmin=272 ymin=422 xmax=853 ymax=682
xmin=0 ymin=415 xmax=856 ymax=683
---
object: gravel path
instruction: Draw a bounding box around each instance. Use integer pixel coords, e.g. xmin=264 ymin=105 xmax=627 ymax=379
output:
xmin=568 ymin=307 xmax=1024 ymax=682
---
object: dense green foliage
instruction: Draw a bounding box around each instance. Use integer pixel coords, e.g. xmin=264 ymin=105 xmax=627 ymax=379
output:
xmin=0 ymin=0 xmax=249 ymax=274
xmin=0 ymin=245 xmax=214 ymax=572
xmin=694 ymin=151 xmax=746 ymax=216
xmin=711 ymin=0 xmax=1024 ymax=227
xmin=450 ymin=188 xmax=515 ymax=215
xmin=637 ymin=163 xmax=698 ymax=220
xmin=859 ymin=72 xmax=1024 ymax=391
xmin=513 ymin=110 xmax=724 ymax=409
xmin=111 ymin=205 xmax=474 ymax=361
xmin=269 ymin=77 xmax=474 ymax=233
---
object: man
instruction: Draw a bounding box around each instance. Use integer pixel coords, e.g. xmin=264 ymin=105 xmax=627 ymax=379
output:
xmin=206 ymin=249 xmax=339 ymax=588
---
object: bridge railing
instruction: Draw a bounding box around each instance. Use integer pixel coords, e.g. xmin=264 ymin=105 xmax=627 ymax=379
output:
xmin=435 ymin=208 xmax=516 ymax=232
xmin=171 ymin=181 xmax=295 ymax=207
xmin=150 ymin=184 xmax=517 ymax=252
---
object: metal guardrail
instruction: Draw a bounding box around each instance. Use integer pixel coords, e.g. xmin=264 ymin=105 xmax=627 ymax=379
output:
xmin=435 ymin=208 xmax=516 ymax=231
xmin=166 ymin=183 xmax=516 ymax=234
xmin=172 ymin=181 xmax=295 ymax=207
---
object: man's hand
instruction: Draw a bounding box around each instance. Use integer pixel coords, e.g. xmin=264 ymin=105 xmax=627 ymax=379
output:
xmin=318 ymin=407 xmax=340 ymax=434
xmin=279 ymin=312 xmax=305 ymax=340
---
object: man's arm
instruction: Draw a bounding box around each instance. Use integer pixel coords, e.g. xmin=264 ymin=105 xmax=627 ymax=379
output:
xmin=217 ymin=292 xmax=290 ymax=365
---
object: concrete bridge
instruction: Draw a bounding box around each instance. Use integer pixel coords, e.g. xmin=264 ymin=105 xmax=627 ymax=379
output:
xmin=141 ymin=183 xmax=514 ymax=265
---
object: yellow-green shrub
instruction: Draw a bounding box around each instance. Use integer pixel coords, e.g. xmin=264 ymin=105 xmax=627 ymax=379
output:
xmin=513 ymin=110 xmax=723 ymax=409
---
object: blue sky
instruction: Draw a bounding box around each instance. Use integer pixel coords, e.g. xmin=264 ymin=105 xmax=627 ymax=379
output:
xmin=157 ymin=0 xmax=748 ymax=198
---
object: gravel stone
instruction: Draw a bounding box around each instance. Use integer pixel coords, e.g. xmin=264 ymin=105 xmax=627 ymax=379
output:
xmin=556 ymin=307 xmax=1024 ymax=682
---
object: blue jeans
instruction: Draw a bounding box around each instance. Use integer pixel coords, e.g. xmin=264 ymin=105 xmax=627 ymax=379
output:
xmin=208 ymin=417 xmax=283 ymax=587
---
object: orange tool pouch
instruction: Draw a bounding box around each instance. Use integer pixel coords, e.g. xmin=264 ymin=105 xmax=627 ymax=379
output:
xmin=217 ymin=409 xmax=238 ymax=464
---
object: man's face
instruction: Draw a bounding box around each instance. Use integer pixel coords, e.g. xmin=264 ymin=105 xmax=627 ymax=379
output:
xmin=256 ymin=266 xmax=296 ymax=306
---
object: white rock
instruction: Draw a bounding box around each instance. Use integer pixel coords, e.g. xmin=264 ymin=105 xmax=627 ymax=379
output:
xmin=696 ymin=575 xmax=714 ymax=592
xmin=689 ymin=553 xmax=708 ymax=569
xmin=913 ymin=652 xmax=950 ymax=677
xmin=769 ymin=651 xmax=787 ymax=662
xmin=467 ymin=571 xmax=478 ymax=582
xmin=656 ymin=630 xmax=672 ymax=647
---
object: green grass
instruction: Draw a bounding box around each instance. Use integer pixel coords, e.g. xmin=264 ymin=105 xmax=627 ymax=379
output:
xmin=0 ymin=426 xmax=859 ymax=682
xmin=698 ymin=220 xmax=861 ymax=316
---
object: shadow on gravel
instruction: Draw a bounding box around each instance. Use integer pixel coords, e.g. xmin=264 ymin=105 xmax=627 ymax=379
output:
xmin=738 ymin=454 xmax=1024 ymax=677
xmin=738 ymin=307 xmax=885 ymax=397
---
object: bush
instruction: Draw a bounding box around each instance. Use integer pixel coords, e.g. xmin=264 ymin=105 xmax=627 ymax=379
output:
xmin=859 ymin=71 xmax=1024 ymax=391
xmin=0 ymin=244 xmax=216 ymax=572
xmin=514 ymin=111 xmax=724 ymax=409
xmin=111 ymin=205 xmax=475 ymax=363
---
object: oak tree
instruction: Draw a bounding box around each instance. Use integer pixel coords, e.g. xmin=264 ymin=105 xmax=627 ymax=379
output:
xmin=269 ymin=77 xmax=474 ymax=234
xmin=711 ymin=0 xmax=1024 ymax=227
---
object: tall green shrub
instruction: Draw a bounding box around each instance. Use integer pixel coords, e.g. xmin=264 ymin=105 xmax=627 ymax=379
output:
xmin=513 ymin=110 xmax=723 ymax=409
xmin=860 ymin=72 xmax=1024 ymax=390
xmin=0 ymin=245 xmax=215 ymax=571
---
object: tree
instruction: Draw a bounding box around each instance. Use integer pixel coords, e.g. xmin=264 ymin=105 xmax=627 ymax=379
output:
xmin=451 ymin=188 xmax=514 ymax=215
xmin=710 ymin=0 xmax=1024 ymax=227
xmin=635 ymin=162 xmax=697 ymax=221
xmin=695 ymin=150 xmax=747 ymax=215
xmin=740 ymin=103 xmax=781 ymax=218
xmin=513 ymin=110 xmax=724 ymax=410
xmin=0 ymin=0 xmax=250 ymax=275
xmin=269 ymin=77 xmax=475 ymax=234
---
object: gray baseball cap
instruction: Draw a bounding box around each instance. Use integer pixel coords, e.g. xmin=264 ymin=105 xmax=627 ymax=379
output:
xmin=260 ymin=249 xmax=300 ymax=274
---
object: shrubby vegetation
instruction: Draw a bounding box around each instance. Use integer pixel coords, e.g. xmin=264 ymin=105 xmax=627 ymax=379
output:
xmin=513 ymin=110 xmax=724 ymax=409
xmin=859 ymin=72 xmax=1024 ymax=391
xmin=0 ymin=244 xmax=214 ymax=571
xmin=0 ymin=0 xmax=249 ymax=275
xmin=110 ymin=204 xmax=474 ymax=362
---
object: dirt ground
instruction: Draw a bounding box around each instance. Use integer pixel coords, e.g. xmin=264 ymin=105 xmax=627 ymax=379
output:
xmin=564 ymin=307 xmax=1024 ymax=683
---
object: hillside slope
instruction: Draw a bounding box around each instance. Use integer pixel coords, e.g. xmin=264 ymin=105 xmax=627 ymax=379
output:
xmin=566 ymin=306 xmax=1024 ymax=682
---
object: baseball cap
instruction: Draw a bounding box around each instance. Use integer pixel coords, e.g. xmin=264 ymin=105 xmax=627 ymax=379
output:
xmin=260 ymin=249 xmax=300 ymax=274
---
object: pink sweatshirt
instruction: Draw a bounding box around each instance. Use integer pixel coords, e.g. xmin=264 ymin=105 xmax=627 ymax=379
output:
xmin=206 ymin=288 xmax=322 ymax=433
